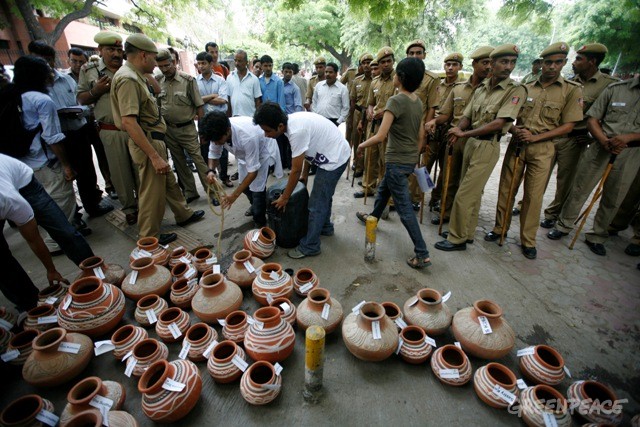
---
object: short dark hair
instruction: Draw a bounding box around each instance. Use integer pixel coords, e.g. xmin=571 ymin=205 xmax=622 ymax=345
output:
xmin=13 ymin=55 xmax=51 ymax=94
xmin=395 ymin=57 xmax=425 ymax=92
xmin=585 ymin=52 xmax=606 ymax=67
xmin=260 ymin=55 xmax=273 ymax=65
xmin=326 ymin=62 xmax=339 ymax=73
xmin=253 ymin=102 xmax=287 ymax=129
xmin=199 ymin=111 xmax=231 ymax=142
xmin=168 ymin=47 xmax=179 ymax=63
xmin=282 ymin=62 xmax=294 ymax=71
xmin=196 ymin=52 xmax=213 ymax=63
xmin=532 ymin=59 xmax=542 ymax=65
xmin=292 ymin=63 xmax=300 ymax=74
xmin=252 ymin=58 xmax=261 ymax=66
xmin=124 ymin=42 xmax=141 ymax=55
xmin=205 ymin=42 xmax=218 ymax=51
xmin=28 ymin=40 xmax=55 ymax=59
xmin=68 ymin=48 xmax=88 ymax=60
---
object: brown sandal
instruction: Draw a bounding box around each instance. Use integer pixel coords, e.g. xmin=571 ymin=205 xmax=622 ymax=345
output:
xmin=407 ymin=256 xmax=432 ymax=269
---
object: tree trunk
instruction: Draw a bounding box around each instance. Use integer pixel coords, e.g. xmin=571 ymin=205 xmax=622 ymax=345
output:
xmin=15 ymin=0 xmax=98 ymax=45
xmin=320 ymin=43 xmax=352 ymax=72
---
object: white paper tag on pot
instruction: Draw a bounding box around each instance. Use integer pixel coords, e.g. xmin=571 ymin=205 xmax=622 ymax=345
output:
xmin=299 ymin=283 xmax=313 ymax=293
xmin=454 ymin=341 xmax=462 ymax=349
xmin=203 ymin=340 xmax=218 ymax=358
xmin=36 ymin=409 xmax=59 ymax=426
xmin=517 ymin=347 xmax=535 ymax=357
xmin=321 ymin=303 xmax=330 ymax=320
xmin=212 ymin=265 xmax=221 ymax=274
xmin=217 ymin=318 xmax=226 ymax=326
xmin=425 ymin=336 xmax=436 ymax=347
xmin=394 ymin=318 xmax=408 ymax=329
xmin=262 ymin=384 xmax=281 ymax=391
xmin=62 ymin=296 xmax=72 ymax=310
xmin=1 ymin=349 xmax=19 ymax=362
xmin=124 ymin=357 xmax=136 ymax=377
xmin=274 ymin=362 xmax=283 ymax=376
xmin=205 ymin=257 xmax=216 ymax=265
xmin=188 ymin=278 xmax=198 ymax=287
xmin=93 ymin=267 xmax=105 ymax=280
xmin=542 ymin=412 xmax=558 ymax=427
xmin=252 ymin=231 xmax=260 ymax=241
xmin=372 ymin=320 xmax=381 ymax=340
xmin=352 ymin=300 xmax=365 ymax=313
xmin=121 ymin=350 xmax=133 ymax=362
xmin=396 ymin=337 xmax=403 ymax=354
xmin=243 ymin=261 xmax=255 ymax=273
xmin=44 ymin=296 xmax=58 ymax=305
xmin=38 ymin=315 xmax=58 ymax=324
xmin=179 ymin=256 xmax=190 ymax=264
xmin=269 ymin=271 xmax=279 ymax=280
xmin=563 ymin=366 xmax=571 ymax=378
xmin=408 ymin=297 xmax=418 ymax=307
xmin=279 ymin=302 xmax=291 ymax=314
xmin=162 ymin=377 xmax=186 ymax=392
xmin=266 ymin=293 xmax=274 ymax=304
xmin=146 ymin=309 xmax=157 ymax=324
xmin=89 ymin=394 xmax=114 ymax=412
xmin=129 ymin=271 xmax=138 ymax=285
xmin=442 ymin=291 xmax=452 ymax=303
xmin=186 ymin=266 xmax=196 ymax=278
xmin=0 ymin=318 xmax=13 ymax=331
xmin=492 ymin=384 xmax=517 ymax=405
xmin=94 ymin=340 xmax=115 ymax=356
xmin=517 ymin=378 xmax=528 ymax=390
xmin=232 ymin=354 xmax=248 ymax=372
xmin=138 ymin=249 xmax=153 ymax=258
xmin=179 ymin=341 xmax=191 ymax=360
xmin=168 ymin=322 xmax=182 ymax=339
xmin=439 ymin=368 xmax=460 ymax=379
xmin=247 ymin=316 xmax=264 ymax=330
xmin=58 ymin=342 xmax=81 ymax=354
xmin=478 ymin=316 xmax=492 ymax=334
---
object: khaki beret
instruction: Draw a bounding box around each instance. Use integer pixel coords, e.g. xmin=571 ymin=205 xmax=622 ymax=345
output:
xmin=405 ymin=39 xmax=426 ymax=54
xmin=470 ymin=46 xmax=495 ymax=60
xmin=540 ymin=41 xmax=569 ymax=58
xmin=94 ymin=31 xmax=122 ymax=47
xmin=576 ymin=43 xmax=608 ymax=55
xmin=156 ymin=48 xmax=172 ymax=62
xmin=314 ymin=56 xmax=327 ymax=65
xmin=370 ymin=59 xmax=379 ymax=67
xmin=490 ymin=44 xmax=520 ymax=59
xmin=376 ymin=46 xmax=394 ymax=62
xmin=444 ymin=52 xmax=464 ymax=63
xmin=359 ymin=53 xmax=373 ymax=63
xmin=125 ymin=34 xmax=158 ymax=54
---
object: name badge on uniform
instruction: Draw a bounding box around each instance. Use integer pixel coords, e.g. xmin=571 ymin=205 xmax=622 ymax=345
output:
xmin=374 ymin=89 xmax=379 ymax=93
xmin=454 ymin=97 xmax=463 ymax=101
xmin=526 ymin=97 xmax=534 ymax=102
xmin=611 ymin=102 xmax=626 ymax=107
xmin=356 ymin=84 xmax=361 ymax=88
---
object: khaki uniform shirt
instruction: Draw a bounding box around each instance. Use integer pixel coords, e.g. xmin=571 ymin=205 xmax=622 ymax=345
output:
xmin=519 ymin=76 xmax=583 ymax=134
xmin=586 ymin=75 xmax=640 ymax=137
xmin=77 ymin=58 xmax=116 ymax=123
xmin=415 ymin=70 xmax=441 ymax=112
xmin=521 ymin=71 xmax=541 ymax=85
xmin=305 ymin=75 xmax=324 ymax=102
xmin=350 ymin=74 xmax=373 ymax=109
xmin=572 ymin=70 xmax=619 ymax=130
xmin=435 ymin=75 xmax=463 ymax=115
xmin=340 ymin=68 xmax=357 ymax=88
xmin=367 ymin=70 xmax=396 ymax=116
xmin=111 ymin=62 xmax=166 ymax=134
xmin=157 ymin=71 xmax=203 ymax=125
xmin=463 ymin=77 xmax=526 ymax=134
xmin=440 ymin=79 xmax=481 ymax=127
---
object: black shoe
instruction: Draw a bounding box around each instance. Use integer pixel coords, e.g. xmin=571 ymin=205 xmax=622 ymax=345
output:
xmin=625 ymin=243 xmax=640 ymax=256
xmin=357 ymin=181 xmax=363 ymax=186
xmin=440 ymin=231 xmax=473 ymax=244
xmin=78 ymin=227 xmax=92 ymax=237
xmin=430 ymin=215 xmax=449 ymax=225
xmin=176 ymin=210 xmax=205 ymax=227
xmin=353 ymin=171 xmax=363 ymax=178
xmin=126 ymin=212 xmax=138 ymax=225
xmin=608 ymin=229 xmax=619 ymax=236
xmin=158 ymin=233 xmax=177 ymax=245
xmin=87 ymin=200 xmax=114 ymax=217
xmin=540 ymin=218 xmax=556 ymax=229
xmin=585 ymin=240 xmax=606 ymax=256
xmin=484 ymin=231 xmax=504 ymax=242
xmin=308 ymin=169 xmax=316 ymax=176
xmin=512 ymin=207 xmax=520 ymax=216
xmin=50 ymin=249 xmax=64 ymax=256
xmin=412 ymin=202 xmax=420 ymax=212
xmin=186 ymin=195 xmax=200 ymax=204
xmin=430 ymin=201 xmax=441 ymax=211
xmin=230 ymin=172 xmax=239 ymax=181
xmin=244 ymin=208 xmax=253 ymax=217
xmin=106 ymin=187 xmax=118 ymax=200
xmin=222 ymin=179 xmax=234 ymax=188
xmin=547 ymin=229 xmax=568 ymax=240
xmin=188 ymin=163 xmax=197 ymax=173
xmin=521 ymin=245 xmax=537 ymax=259
xmin=435 ymin=240 xmax=467 ymax=251
xmin=354 ymin=191 xmax=373 ymax=199
xmin=210 ymin=197 xmax=220 ymax=207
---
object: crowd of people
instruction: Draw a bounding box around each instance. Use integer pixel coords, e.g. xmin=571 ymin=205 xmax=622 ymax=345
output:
xmin=1 ymin=30 xmax=638 ymax=314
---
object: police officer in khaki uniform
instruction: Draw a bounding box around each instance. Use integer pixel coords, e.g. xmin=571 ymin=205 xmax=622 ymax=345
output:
xmin=426 ymin=46 xmax=494 ymax=225
xmin=155 ymin=49 xmax=209 ymax=204
xmin=547 ymin=74 xmax=640 ymax=256
xmin=435 ymin=44 xmax=526 ymax=251
xmin=355 ymin=47 xmax=396 ymax=198
xmin=341 ymin=61 xmax=361 ymax=153
xmin=350 ymin=53 xmax=373 ymax=178
xmin=485 ymin=42 xmax=583 ymax=259
xmin=110 ymin=34 xmax=204 ymax=245
xmin=304 ymin=57 xmax=326 ymax=111
xmin=540 ymin=43 xmax=619 ymax=228
xmin=77 ymin=31 xmax=139 ymax=225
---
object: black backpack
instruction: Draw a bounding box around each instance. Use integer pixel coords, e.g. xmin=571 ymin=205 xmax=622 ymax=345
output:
xmin=0 ymin=83 xmax=42 ymax=158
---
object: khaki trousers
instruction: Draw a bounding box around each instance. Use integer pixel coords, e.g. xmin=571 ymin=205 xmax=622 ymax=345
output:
xmin=439 ymin=137 xmax=466 ymax=220
xmin=362 ymin=121 xmax=384 ymax=194
xmin=350 ymin=110 xmax=365 ymax=173
xmin=491 ymin=140 xmax=555 ymax=247
xmin=99 ymin=129 xmax=139 ymax=214
xmin=609 ymin=168 xmax=640 ymax=240
xmin=165 ymin=124 xmax=210 ymax=200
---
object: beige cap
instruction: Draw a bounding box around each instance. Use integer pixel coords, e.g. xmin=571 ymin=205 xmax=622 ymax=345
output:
xmin=470 ymin=46 xmax=495 ymax=60
xmin=540 ymin=42 xmax=570 ymax=58
xmin=314 ymin=56 xmax=327 ymax=65
xmin=376 ymin=46 xmax=394 ymax=62
xmin=359 ymin=53 xmax=373 ymax=63
xmin=94 ymin=31 xmax=123 ymax=47
xmin=405 ymin=39 xmax=426 ymax=54
xmin=156 ymin=48 xmax=172 ymax=62
xmin=444 ymin=52 xmax=464 ymax=63
xmin=576 ymin=43 xmax=608 ymax=55
xmin=490 ymin=44 xmax=520 ymax=59
xmin=125 ymin=34 xmax=158 ymax=54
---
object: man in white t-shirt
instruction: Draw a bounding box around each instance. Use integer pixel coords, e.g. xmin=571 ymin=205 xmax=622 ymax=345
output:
xmin=253 ymin=103 xmax=350 ymax=258
xmin=200 ymin=112 xmax=283 ymax=226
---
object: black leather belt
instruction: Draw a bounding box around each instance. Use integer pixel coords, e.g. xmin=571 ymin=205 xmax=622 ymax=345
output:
xmin=166 ymin=120 xmax=193 ymax=128
xmin=476 ymin=134 xmax=498 ymax=141
xmin=354 ymin=105 xmax=365 ymax=112
xmin=150 ymin=132 xmax=165 ymax=141
xmin=568 ymin=129 xmax=589 ymax=137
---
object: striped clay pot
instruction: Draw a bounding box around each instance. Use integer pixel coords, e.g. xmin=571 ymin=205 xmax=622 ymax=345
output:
xmin=519 ymin=344 xmax=566 ymax=386
xmin=207 ymin=340 xmax=247 ymax=383
xmin=239 ymin=361 xmax=282 ymax=405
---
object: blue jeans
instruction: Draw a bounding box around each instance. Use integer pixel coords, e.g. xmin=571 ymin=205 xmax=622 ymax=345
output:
xmin=298 ymin=161 xmax=348 ymax=255
xmin=371 ymin=163 xmax=429 ymax=259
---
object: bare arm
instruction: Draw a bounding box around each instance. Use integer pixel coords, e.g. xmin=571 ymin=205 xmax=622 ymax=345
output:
xmin=48 ymin=143 xmax=75 ymax=181
xmin=18 ymin=218 xmax=67 ymax=285
xmin=222 ymin=171 xmax=257 ymax=209
xmin=272 ymin=154 xmax=304 ymax=210
xmin=357 ymin=110 xmax=394 ymax=152
xmin=518 ymin=122 xmax=576 ymax=144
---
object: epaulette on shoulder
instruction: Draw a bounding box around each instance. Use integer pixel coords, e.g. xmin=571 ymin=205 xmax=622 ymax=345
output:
xmin=180 ymin=71 xmax=195 ymax=81
xmin=425 ymin=70 xmax=439 ymax=80
xmin=606 ymin=78 xmax=627 ymax=87
xmin=565 ymin=79 xmax=581 ymax=87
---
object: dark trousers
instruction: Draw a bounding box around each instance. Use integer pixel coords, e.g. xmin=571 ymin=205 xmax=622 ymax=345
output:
xmin=0 ymin=222 xmax=39 ymax=311
xmin=276 ymin=134 xmax=292 ymax=170
xmin=63 ymin=123 xmax=103 ymax=212
xmin=243 ymin=188 xmax=267 ymax=227
xmin=201 ymin=143 xmax=229 ymax=181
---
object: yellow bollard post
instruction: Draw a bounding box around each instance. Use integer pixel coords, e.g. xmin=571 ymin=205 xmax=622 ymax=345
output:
xmin=365 ymin=215 xmax=377 ymax=263
xmin=303 ymin=325 xmax=326 ymax=403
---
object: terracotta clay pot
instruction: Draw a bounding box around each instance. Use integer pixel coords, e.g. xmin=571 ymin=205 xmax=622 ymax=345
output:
xmin=296 ymin=288 xmax=344 ymax=334
xmin=138 ymin=359 xmax=202 ymax=423
xmin=22 ymin=327 xmax=93 ymax=387
xmin=192 ymin=273 xmax=243 ymax=324
xmin=222 ymin=311 xmax=249 ymax=343
xmin=239 ymin=361 xmax=282 ymax=405
xmin=155 ymin=307 xmax=190 ymax=343
xmin=192 ymin=248 xmax=216 ymax=274
xmin=23 ymin=304 xmax=58 ymax=332
xmin=37 ymin=283 xmax=68 ymax=307
xmin=566 ymin=380 xmax=623 ymax=425
xmin=0 ymin=306 xmax=16 ymax=331
xmin=520 ymin=385 xmax=571 ymax=427
xmin=398 ymin=325 xmax=433 ymax=364
xmin=130 ymin=237 xmax=169 ymax=266
xmin=170 ymin=278 xmax=199 ymax=310
xmin=57 ymin=277 xmax=126 ymax=337
xmin=0 ymin=328 xmax=12 ymax=354
xmin=170 ymin=262 xmax=197 ymax=283
xmin=292 ymin=268 xmax=319 ymax=297
xmin=184 ymin=323 xmax=218 ymax=362
xmin=111 ymin=325 xmax=148 ymax=360
xmin=76 ymin=256 xmax=126 ymax=287
xmin=60 ymin=376 xmax=126 ymax=426
xmin=244 ymin=306 xmax=295 ymax=363
xmin=519 ymin=344 xmax=566 ymax=386
xmin=243 ymin=227 xmax=276 ymax=259
xmin=473 ymin=362 xmax=519 ymax=409
xmin=0 ymin=394 xmax=55 ymax=426
xmin=130 ymin=338 xmax=169 ymax=377
xmin=168 ymin=246 xmax=193 ymax=269
xmin=226 ymin=250 xmax=263 ymax=288
xmin=452 ymin=300 xmax=515 ymax=359
xmin=106 ymin=411 xmax=139 ymax=427
xmin=62 ymin=410 xmax=100 ymax=427
xmin=403 ymin=288 xmax=452 ymax=336
xmin=252 ymin=263 xmax=293 ymax=305
xmin=382 ymin=301 xmax=403 ymax=324
xmin=207 ymin=340 xmax=247 ymax=383
xmin=122 ymin=257 xmax=172 ymax=301
xmin=342 ymin=302 xmax=398 ymax=362
xmin=6 ymin=329 xmax=40 ymax=366
xmin=430 ymin=344 xmax=472 ymax=386
xmin=134 ymin=294 xmax=168 ymax=327
xmin=269 ymin=297 xmax=296 ymax=326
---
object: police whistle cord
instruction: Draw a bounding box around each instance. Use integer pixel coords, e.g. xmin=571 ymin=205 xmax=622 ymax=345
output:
xmin=206 ymin=177 xmax=227 ymax=260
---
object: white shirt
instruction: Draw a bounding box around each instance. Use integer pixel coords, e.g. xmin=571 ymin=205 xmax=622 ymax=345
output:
xmin=312 ymin=80 xmax=350 ymax=124
xmin=0 ymin=153 xmax=35 ymax=226
xmin=226 ymin=70 xmax=262 ymax=117
xmin=286 ymin=112 xmax=351 ymax=171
